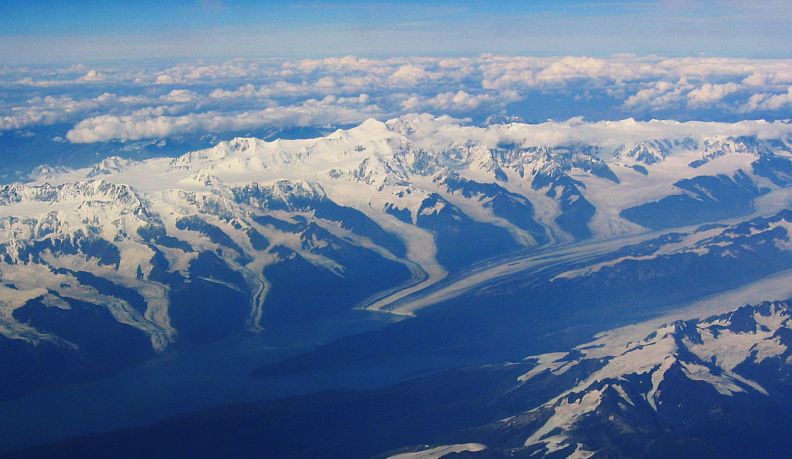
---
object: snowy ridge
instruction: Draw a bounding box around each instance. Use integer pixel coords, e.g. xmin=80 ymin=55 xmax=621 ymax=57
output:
xmin=388 ymin=443 xmax=487 ymax=459
xmin=555 ymin=209 xmax=792 ymax=280
xmin=511 ymin=300 xmax=792 ymax=456
xmin=28 ymin=116 xmax=792 ymax=241
xmin=613 ymin=139 xmax=683 ymax=164
xmin=87 ymin=156 xmax=140 ymax=178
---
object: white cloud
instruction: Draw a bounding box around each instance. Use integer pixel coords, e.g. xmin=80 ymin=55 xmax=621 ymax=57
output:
xmin=0 ymin=93 xmax=148 ymax=131
xmin=4 ymin=55 xmax=792 ymax=141
xmin=155 ymin=74 xmax=176 ymax=85
xmin=535 ymin=56 xmax=609 ymax=83
xmin=160 ymin=89 xmax=199 ymax=103
xmin=402 ymin=89 xmax=519 ymax=113
xmin=743 ymin=69 xmax=792 ymax=86
xmin=66 ymin=97 xmax=382 ymax=143
xmin=480 ymin=55 xmax=644 ymax=90
xmin=623 ymin=80 xmax=693 ymax=109
xmin=314 ymin=76 xmax=337 ymax=90
xmin=741 ymin=87 xmax=792 ymax=111
xmin=391 ymin=114 xmax=792 ymax=153
xmin=79 ymin=69 xmax=104 ymax=82
xmin=687 ymin=82 xmax=740 ymax=106
xmin=0 ymin=110 xmax=58 ymax=131
xmin=209 ymin=83 xmax=272 ymax=99
xmin=388 ymin=64 xmax=440 ymax=85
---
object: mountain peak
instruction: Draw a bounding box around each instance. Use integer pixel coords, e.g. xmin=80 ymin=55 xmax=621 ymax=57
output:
xmin=356 ymin=117 xmax=389 ymax=133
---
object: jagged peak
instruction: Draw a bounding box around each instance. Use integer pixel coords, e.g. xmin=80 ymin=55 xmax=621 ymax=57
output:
xmin=0 ymin=179 xmax=143 ymax=207
xmin=87 ymin=156 xmax=140 ymax=178
xmin=231 ymin=179 xmax=327 ymax=211
xmin=28 ymin=164 xmax=71 ymax=181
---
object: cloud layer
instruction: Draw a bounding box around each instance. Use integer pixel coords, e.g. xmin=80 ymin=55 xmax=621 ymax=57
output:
xmin=1 ymin=55 xmax=792 ymax=143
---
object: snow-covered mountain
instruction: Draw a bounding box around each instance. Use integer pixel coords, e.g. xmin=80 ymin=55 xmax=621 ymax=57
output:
xmin=3 ymin=115 xmax=792 ymax=399
xmin=464 ymin=300 xmax=792 ymax=458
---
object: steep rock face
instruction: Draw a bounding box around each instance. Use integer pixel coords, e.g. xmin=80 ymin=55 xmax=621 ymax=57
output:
xmin=441 ymin=173 xmax=547 ymax=243
xmin=614 ymin=139 xmax=679 ymax=164
xmin=87 ymin=157 xmax=140 ymax=178
xmin=549 ymin=209 xmax=792 ymax=312
xmin=689 ymin=136 xmax=776 ymax=168
xmin=619 ymin=170 xmax=769 ymax=230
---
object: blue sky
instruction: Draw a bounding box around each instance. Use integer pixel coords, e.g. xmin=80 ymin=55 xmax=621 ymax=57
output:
xmin=1 ymin=0 xmax=792 ymax=181
xmin=2 ymin=1 xmax=792 ymax=63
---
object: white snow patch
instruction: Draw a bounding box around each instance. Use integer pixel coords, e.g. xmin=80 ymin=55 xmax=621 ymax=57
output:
xmin=388 ymin=443 xmax=487 ymax=459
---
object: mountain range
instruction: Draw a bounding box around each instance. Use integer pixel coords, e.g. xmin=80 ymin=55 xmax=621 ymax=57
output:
xmin=3 ymin=116 xmax=792 ymax=456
